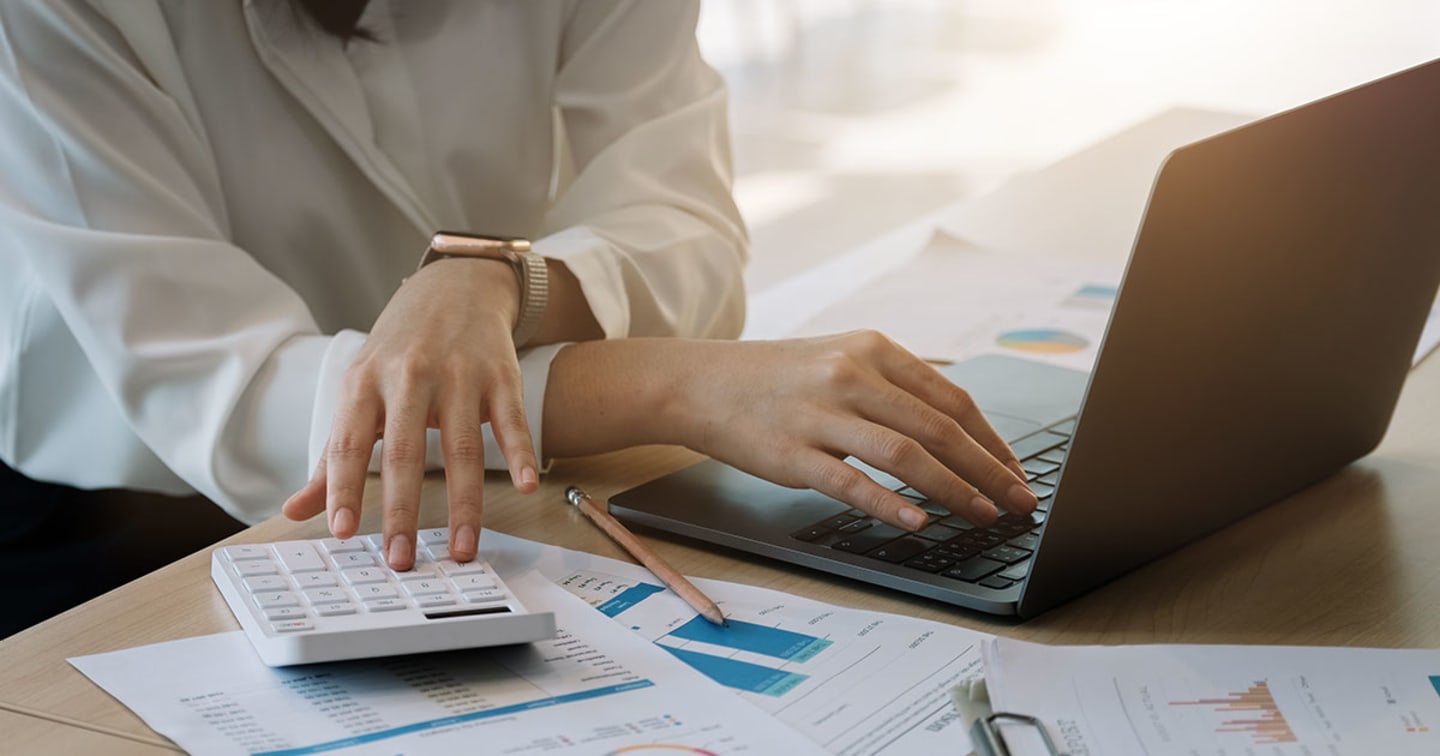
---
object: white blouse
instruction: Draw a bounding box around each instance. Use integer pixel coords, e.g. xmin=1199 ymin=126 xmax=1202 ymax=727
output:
xmin=0 ymin=0 xmax=747 ymax=522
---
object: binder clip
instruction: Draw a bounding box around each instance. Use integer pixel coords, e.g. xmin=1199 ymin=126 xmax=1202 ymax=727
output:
xmin=952 ymin=678 xmax=1063 ymax=756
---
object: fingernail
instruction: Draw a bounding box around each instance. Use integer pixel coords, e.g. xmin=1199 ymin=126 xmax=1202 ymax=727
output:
xmin=387 ymin=532 xmax=413 ymax=567
xmin=454 ymin=524 xmax=478 ymax=557
xmin=331 ymin=508 xmax=356 ymax=537
xmin=970 ymin=496 xmax=999 ymax=523
xmin=521 ymin=466 xmax=538 ymax=489
xmin=899 ymin=507 xmax=927 ymax=530
xmin=1008 ymin=483 xmax=1038 ymax=512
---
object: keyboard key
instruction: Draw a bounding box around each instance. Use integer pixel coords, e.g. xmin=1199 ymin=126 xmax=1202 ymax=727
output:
xmin=321 ymin=537 xmax=366 ymax=554
xmin=264 ymin=606 xmax=306 ymax=621
xmin=401 ymin=580 xmax=448 ymax=597
xmin=837 ymin=519 xmax=874 ymax=534
xmin=830 ymin=524 xmax=905 ymax=554
xmin=415 ymin=594 xmax=458 ymax=609
xmin=817 ymin=514 xmax=858 ymax=530
xmin=354 ymin=584 xmax=400 ymax=601
xmin=979 ymin=576 xmax=1015 ymax=590
xmin=425 ymin=545 xmax=451 ymax=561
xmin=1010 ymin=431 xmax=1069 ymax=460
xmin=451 ymin=574 xmax=499 ymax=592
xmin=983 ymin=545 xmax=1032 ymax=564
xmin=1038 ymin=449 xmax=1067 ymax=465
xmin=273 ymin=542 xmax=326 ymax=573
xmin=868 ymin=537 xmax=932 ymax=564
xmin=791 ymin=526 xmax=829 ymax=542
xmin=902 ymin=554 xmax=956 ymax=573
xmin=417 ymin=528 xmax=450 ymax=547
xmin=1050 ymin=419 xmax=1077 ymax=435
xmin=254 ymin=591 xmax=299 ymax=609
xmin=998 ymin=559 xmax=1033 ymax=581
xmin=234 ymin=560 xmax=279 ymax=577
xmin=1031 ymin=484 xmax=1056 ymax=500
xmin=938 ymin=515 xmax=977 ymax=530
xmin=302 ymin=588 xmax=349 ymax=605
xmin=951 ymin=530 xmax=1005 ymax=549
xmin=294 ymin=572 xmax=340 ymax=589
xmin=271 ymin=620 xmax=314 ymax=633
xmin=222 ymin=545 xmax=271 ymax=562
xmin=342 ymin=567 xmax=387 ymax=585
xmin=316 ymin=602 xmax=358 ymax=617
xmin=363 ymin=534 xmax=386 ymax=551
xmin=435 ymin=559 xmax=487 ymax=577
xmin=915 ymin=523 xmax=963 ymax=542
xmin=243 ymin=575 xmax=288 ymax=593
xmin=940 ymin=557 xmax=1005 ymax=582
xmin=1009 ymin=532 xmax=1041 ymax=551
xmin=333 ymin=552 xmax=377 ymax=568
xmin=463 ymin=588 xmax=509 ymax=604
xmin=364 ymin=598 xmax=407 ymax=612
xmin=1022 ymin=459 xmax=1059 ymax=477
xmin=934 ymin=544 xmax=981 ymax=561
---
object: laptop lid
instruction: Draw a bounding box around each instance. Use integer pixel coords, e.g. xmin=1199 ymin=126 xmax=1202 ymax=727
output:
xmin=1019 ymin=58 xmax=1440 ymax=615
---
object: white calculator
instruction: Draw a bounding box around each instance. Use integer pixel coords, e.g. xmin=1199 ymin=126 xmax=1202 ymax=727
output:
xmin=210 ymin=528 xmax=556 ymax=666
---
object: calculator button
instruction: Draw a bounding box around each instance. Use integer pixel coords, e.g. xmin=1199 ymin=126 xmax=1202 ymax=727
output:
xmin=426 ymin=546 xmax=451 ymax=562
xmin=303 ymin=588 xmax=349 ymax=605
xmin=462 ymin=588 xmax=508 ymax=604
xmin=402 ymin=580 xmax=448 ymax=596
xmin=321 ymin=537 xmax=366 ymax=553
xmin=342 ymin=567 xmax=387 ymax=585
xmin=364 ymin=598 xmax=406 ymax=612
xmin=294 ymin=572 xmax=339 ymax=588
xmin=354 ymin=583 xmax=400 ymax=601
xmin=242 ymin=575 xmax=289 ymax=593
xmin=387 ymin=562 xmax=439 ymax=581
xmin=333 ymin=552 xmax=377 ymax=568
xmin=316 ymin=602 xmax=357 ymax=617
xmin=415 ymin=594 xmax=458 ymax=608
xmin=263 ymin=606 xmax=306 ymax=621
xmin=222 ymin=545 xmax=271 ymax=562
xmin=363 ymin=534 xmax=385 ymax=551
xmin=417 ymin=528 xmax=449 ymax=547
xmin=450 ymin=574 xmax=498 ymax=592
xmin=254 ymin=591 xmax=300 ymax=608
xmin=435 ymin=559 xmax=486 ymax=577
xmin=271 ymin=620 xmax=314 ymax=633
xmin=273 ymin=542 xmax=325 ymax=573
xmin=234 ymin=560 xmax=279 ymax=577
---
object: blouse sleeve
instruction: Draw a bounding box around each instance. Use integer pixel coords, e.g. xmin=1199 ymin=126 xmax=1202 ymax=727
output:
xmin=0 ymin=0 xmax=560 ymax=523
xmin=539 ymin=0 xmax=749 ymax=339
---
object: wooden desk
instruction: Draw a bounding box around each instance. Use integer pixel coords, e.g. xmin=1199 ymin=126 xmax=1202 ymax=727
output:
xmin=1 ymin=353 xmax=1437 ymax=745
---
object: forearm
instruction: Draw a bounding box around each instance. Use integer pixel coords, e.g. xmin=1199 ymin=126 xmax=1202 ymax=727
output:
xmin=541 ymin=339 xmax=698 ymax=457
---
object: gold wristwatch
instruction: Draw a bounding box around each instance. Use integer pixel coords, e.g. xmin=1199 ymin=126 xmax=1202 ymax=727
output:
xmin=414 ymin=232 xmax=549 ymax=347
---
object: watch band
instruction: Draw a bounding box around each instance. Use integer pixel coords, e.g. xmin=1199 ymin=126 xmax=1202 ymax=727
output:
xmin=415 ymin=232 xmax=549 ymax=347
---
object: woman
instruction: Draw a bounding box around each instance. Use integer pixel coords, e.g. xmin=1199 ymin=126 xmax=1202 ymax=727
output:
xmin=0 ymin=0 xmax=1033 ymax=634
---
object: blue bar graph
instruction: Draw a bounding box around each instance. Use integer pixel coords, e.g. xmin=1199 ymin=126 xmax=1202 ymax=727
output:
xmin=666 ymin=616 xmax=831 ymax=662
xmin=663 ymin=647 xmax=808 ymax=698
xmin=596 ymin=582 xmax=667 ymax=617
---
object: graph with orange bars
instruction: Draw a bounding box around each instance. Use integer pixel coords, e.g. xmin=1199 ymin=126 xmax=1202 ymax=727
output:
xmin=1169 ymin=680 xmax=1298 ymax=744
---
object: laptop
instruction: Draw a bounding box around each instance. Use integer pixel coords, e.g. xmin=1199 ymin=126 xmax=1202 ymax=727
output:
xmin=609 ymin=59 xmax=1440 ymax=618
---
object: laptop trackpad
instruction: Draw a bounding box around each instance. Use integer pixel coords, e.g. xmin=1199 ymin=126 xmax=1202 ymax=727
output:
xmin=940 ymin=355 xmax=1089 ymax=439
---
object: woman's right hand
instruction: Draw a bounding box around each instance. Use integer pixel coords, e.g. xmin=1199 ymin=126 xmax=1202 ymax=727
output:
xmin=546 ymin=332 xmax=1036 ymax=531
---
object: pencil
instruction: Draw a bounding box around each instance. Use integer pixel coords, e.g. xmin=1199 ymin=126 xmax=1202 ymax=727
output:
xmin=565 ymin=485 xmax=727 ymax=626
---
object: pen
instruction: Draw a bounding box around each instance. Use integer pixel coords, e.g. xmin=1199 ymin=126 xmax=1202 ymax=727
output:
xmin=565 ymin=485 xmax=727 ymax=626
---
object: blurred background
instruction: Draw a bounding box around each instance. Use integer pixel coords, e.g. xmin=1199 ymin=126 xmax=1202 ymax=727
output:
xmin=695 ymin=0 xmax=1440 ymax=302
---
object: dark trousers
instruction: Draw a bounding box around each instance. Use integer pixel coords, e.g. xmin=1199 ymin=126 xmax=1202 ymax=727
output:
xmin=1 ymin=459 xmax=244 ymax=638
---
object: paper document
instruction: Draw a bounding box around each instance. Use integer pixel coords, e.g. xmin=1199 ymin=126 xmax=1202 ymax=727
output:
xmin=481 ymin=531 xmax=989 ymax=756
xmin=788 ymin=230 xmax=1122 ymax=371
xmin=70 ymin=573 xmax=824 ymax=756
xmin=982 ymin=637 xmax=1440 ymax=756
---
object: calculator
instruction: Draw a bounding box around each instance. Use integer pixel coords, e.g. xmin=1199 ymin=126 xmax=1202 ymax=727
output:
xmin=210 ymin=528 xmax=556 ymax=666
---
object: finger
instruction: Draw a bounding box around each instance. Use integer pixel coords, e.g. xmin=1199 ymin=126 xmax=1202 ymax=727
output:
xmin=821 ymin=414 xmax=1000 ymax=527
xmin=850 ymin=372 xmax=1036 ymax=514
xmin=796 ymin=450 xmax=932 ymax=532
xmin=876 ymin=353 xmax=1032 ymax=483
xmin=282 ymin=455 xmax=328 ymax=521
xmin=439 ymin=391 xmax=486 ymax=563
xmin=488 ymin=379 xmax=539 ymax=494
xmin=379 ymin=387 xmax=433 ymax=571
xmin=326 ymin=388 xmax=383 ymax=541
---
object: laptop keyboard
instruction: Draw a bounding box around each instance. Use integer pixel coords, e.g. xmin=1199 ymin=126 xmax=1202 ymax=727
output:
xmin=790 ymin=418 xmax=1074 ymax=591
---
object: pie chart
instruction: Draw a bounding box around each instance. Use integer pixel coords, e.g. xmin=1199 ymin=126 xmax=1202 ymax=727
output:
xmin=995 ymin=328 xmax=1089 ymax=354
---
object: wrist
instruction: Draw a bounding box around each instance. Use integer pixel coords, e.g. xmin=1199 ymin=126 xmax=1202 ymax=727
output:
xmin=429 ymin=257 xmax=521 ymax=329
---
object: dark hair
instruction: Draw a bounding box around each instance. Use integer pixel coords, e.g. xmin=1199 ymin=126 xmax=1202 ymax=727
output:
xmin=291 ymin=0 xmax=374 ymax=43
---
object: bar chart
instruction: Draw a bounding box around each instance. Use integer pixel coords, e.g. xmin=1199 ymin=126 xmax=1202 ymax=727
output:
xmin=1169 ymin=680 xmax=1298 ymax=745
